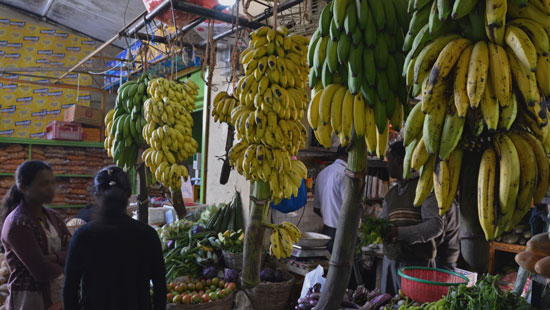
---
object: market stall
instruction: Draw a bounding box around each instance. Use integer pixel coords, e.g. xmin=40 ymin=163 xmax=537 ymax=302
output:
xmin=1 ymin=0 xmax=550 ymax=308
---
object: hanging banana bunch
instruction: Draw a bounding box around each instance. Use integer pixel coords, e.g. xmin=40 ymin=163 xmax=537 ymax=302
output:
xmin=267 ymin=221 xmax=302 ymax=259
xmin=227 ymin=26 xmax=311 ymax=204
xmin=104 ymin=74 xmax=149 ymax=170
xmin=212 ymin=91 xmax=239 ymax=124
xmin=401 ymin=0 xmax=550 ymax=239
xmin=306 ymin=0 xmax=409 ymax=158
xmin=141 ymin=77 xmax=200 ymax=189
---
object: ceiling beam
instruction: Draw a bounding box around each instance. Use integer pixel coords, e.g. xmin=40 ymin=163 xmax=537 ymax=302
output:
xmin=171 ymin=1 xmax=267 ymax=29
xmin=199 ymin=0 xmax=304 ymax=47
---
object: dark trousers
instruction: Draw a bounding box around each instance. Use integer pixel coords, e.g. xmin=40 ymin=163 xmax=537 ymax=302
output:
xmin=321 ymin=225 xmax=337 ymax=253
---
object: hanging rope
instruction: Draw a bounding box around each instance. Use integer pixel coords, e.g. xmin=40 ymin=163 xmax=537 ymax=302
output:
xmin=273 ymin=0 xmax=279 ymax=30
xmin=231 ymin=0 xmax=241 ymax=91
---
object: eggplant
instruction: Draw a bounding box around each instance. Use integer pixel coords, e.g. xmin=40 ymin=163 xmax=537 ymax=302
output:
xmin=309 ymin=293 xmax=321 ymax=300
xmin=367 ymin=288 xmax=380 ymax=300
xmin=310 ymin=299 xmax=318 ymax=307
xmin=297 ymin=303 xmax=313 ymax=310
xmin=298 ymin=298 xmax=309 ymax=304
xmin=371 ymin=293 xmax=392 ymax=308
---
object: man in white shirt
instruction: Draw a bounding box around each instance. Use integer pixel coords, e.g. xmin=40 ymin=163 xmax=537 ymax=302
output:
xmin=313 ymin=148 xmax=348 ymax=253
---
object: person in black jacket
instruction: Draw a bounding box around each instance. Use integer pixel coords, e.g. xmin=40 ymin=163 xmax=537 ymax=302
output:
xmin=63 ymin=166 xmax=166 ymax=310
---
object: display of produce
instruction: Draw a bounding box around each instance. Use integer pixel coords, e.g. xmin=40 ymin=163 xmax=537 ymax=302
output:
xmin=306 ymin=0 xmax=408 ymax=157
xmin=216 ymin=229 xmax=245 ymax=254
xmin=400 ymin=0 xmax=550 ymax=240
xmin=0 ymin=144 xmax=27 ymax=173
xmin=226 ymin=25 xmax=310 ymax=203
xmin=494 ymin=225 xmax=531 ymax=245
xmin=204 ymin=191 xmax=244 ymax=233
xmin=165 ymin=276 xmax=237 ymax=305
xmin=104 ymin=74 xmax=149 ymax=170
xmin=142 ymin=77 xmax=199 ymax=189
xmin=356 ymin=217 xmax=394 ymax=253
xmin=296 ymin=283 xmax=369 ymax=309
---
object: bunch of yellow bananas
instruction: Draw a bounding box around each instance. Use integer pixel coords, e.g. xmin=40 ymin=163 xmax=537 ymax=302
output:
xmin=141 ymin=77 xmax=199 ymax=189
xmin=306 ymin=0 xmax=408 ymax=157
xmin=227 ymin=25 xmax=310 ymax=203
xmin=478 ymin=131 xmax=549 ymax=240
xmin=268 ymin=222 xmax=301 ymax=259
xmin=401 ymin=0 xmax=550 ymax=230
xmin=308 ymin=83 xmax=399 ymax=159
xmin=212 ymin=91 xmax=238 ymax=124
xmin=228 ymin=141 xmax=307 ymax=202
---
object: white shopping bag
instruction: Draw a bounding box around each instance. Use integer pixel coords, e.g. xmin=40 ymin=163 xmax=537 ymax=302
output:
xmin=300 ymin=265 xmax=325 ymax=299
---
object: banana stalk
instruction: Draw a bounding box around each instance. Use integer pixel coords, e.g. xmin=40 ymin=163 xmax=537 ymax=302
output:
xmin=317 ymin=136 xmax=367 ymax=310
xmin=241 ymin=181 xmax=271 ymax=288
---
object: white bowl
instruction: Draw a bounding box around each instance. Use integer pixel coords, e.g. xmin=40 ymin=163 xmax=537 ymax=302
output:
xmin=297 ymin=232 xmax=331 ymax=247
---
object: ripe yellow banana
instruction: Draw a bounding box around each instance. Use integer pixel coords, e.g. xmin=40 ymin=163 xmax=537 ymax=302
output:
xmin=480 ymin=81 xmax=499 ymax=130
xmin=364 ymin=105 xmax=377 ymax=153
xmin=467 ymin=41 xmax=489 ymax=108
xmin=341 ymin=89 xmax=355 ymax=141
xmin=505 ymin=25 xmax=538 ymax=72
xmin=353 ymin=94 xmax=366 ymax=137
xmin=488 ymin=42 xmax=511 ymax=105
xmin=414 ymin=155 xmax=436 ymax=207
xmin=453 ymin=45 xmax=473 ymax=117
xmin=411 ymin=137 xmax=430 ymax=171
xmin=330 ymin=86 xmax=348 ymax=134
xmin=478 ymin=146 xmax=496 ymax=241
xmin=507 ymin=47 xmax=538 ymax=106
xmin=433 ymin=158 xmax=450 ymax=211
xmin=493 ymin=133 xmax=520 ymax=220
xmin=318 ymin=84 xmax=341 ymax=125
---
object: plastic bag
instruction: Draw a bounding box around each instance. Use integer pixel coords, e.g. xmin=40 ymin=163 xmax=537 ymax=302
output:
xmin=300 ymin=265 xmax=325 ymax=299
xmin=270 ymin=179 xmax=307 ymax=213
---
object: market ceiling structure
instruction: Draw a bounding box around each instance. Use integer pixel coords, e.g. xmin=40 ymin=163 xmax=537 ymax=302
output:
xmin=0 ymin=0 xmax=311 ymax=49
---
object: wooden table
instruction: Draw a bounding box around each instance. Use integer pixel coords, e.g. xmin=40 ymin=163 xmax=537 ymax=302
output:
xmin=488 ymin=241 xmax=526 ymax=274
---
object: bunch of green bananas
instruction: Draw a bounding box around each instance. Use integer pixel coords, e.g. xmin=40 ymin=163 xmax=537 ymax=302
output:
xmin=104 ymin=75 xmax=149 ymax=170
xmin=141 ymin=77 xmax=199 ymax=189
xmin=268 ymin=222 xmax=301 ymax=259
xmin=212 ymin=91 xmax=238 ymax=124
xmin=477 ymin=131 xmax=549 ymax=241
xmin=227 ymin=25 xmax=311 ymax=203
xmin=306 ymin=0 xmax=409 ymax=153
xmin=401 ymin=0 xmax=550 ymax=232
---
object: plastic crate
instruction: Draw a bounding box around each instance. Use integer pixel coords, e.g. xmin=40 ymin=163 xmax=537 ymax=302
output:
xmin=46 ymin=121 xmax=82 ymax=141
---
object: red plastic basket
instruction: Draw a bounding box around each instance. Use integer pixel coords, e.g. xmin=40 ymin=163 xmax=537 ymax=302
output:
xmin=398 ymin=267 xmax=469 ymax=303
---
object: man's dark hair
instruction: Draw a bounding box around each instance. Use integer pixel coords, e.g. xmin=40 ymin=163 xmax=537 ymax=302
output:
xmin=387 ymin=140 xmax=405 ymax=159
xmin=336 ymin=144 xmax=349 ymax=159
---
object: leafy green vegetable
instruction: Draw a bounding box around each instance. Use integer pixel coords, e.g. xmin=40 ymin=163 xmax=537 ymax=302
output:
xmin=356 ymin=217 xmax=394 ymax=254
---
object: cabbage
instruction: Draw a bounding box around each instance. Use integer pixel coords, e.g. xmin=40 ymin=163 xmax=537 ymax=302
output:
xmin=203 ymin=267 xmax=217 ymax=279
xmin=225 ymin=268 xmax=239 ymax=283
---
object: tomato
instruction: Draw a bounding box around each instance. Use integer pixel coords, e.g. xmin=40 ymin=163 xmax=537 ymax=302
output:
xmin=187 ymin=283 xmax=196 ymax=291
xmin=181 ymin=283 xmax=188 ymax=291
xmin=223 ymin=288 xmax=231 ymax=295
xmin=172 ymin=295 xmax=182 ymax=304
xmin=206 ymin=279 xmax=212 ymax=286
xmin=191 ymin=294 xmax=202 ymax=304
xmin=212 ymin=277 xmax=220 ymax=286
xmin=227 ymin=282 xmax=237 ymax=291
xmin=217 ymin=290 xmax=225 ymax=299
xmin=199 ymin=290 xmax=205 ymax=296
xmin=170 ymin=283 xmax=177 ymax=291
xmin=209 ymin=292 xmax=219 ymax=301
xmin=201 ymin=279 xmax=207 ymax=286
xmin=196 ymin=282 xmax=204 ymax=291
xmin=202 ymin=293 xmax=210 ymax=303
xmin=210 ymin=285 xmax=217 ymax=292
xmin=166 ymin=293 xmax=174 ymax=303
xmin=219 ymin=280 xmax=225 ymax=289
xmin=175 ymin=285 xmax=183 ymax=294
xmin=182 ymin=295 xmax=191 ymax=304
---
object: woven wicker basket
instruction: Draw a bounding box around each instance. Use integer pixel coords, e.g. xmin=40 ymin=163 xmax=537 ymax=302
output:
xmin=244 ymin=273 xmax=295 ymax=310
xmin=223 ymin=250 xmax=265 ymax=271
xmin=166 ymin=292 xmax=234 ymax=310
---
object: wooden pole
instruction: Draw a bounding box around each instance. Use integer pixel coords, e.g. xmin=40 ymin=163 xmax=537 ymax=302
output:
xmin=241 ymin=181 xmax=271 ymax=288
xmin=315 ymin=136 xmax=367 ymax=310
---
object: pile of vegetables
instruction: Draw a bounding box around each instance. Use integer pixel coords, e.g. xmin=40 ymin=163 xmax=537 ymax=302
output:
xmin=297 ymin=283 xmax=362 ymax=310
xmin=344 ymin=286 xmax=392 ymax=310
xmin=393 ymin=275 xmax=531 ymax=310
xmin=357 ymin=217 xmax=394 ymax=253
xmin=216 ymin=229 xmax=245 ymax=253
xmin=166 ymin=276 xmax=237 ymax=305
xmin=259 ymin=267 xmax=284 ymax=283
xmin=204 ymin=191 xmax=244 ymax=233
xmin=197 ymin=204 xmax=221 ymax=226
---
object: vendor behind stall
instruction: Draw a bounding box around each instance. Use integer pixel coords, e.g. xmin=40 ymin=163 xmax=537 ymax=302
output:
xmin=313 ymin=147 xmax=348 ymax=252
xmin=379 ymin=141 xmax=444 ymax=296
